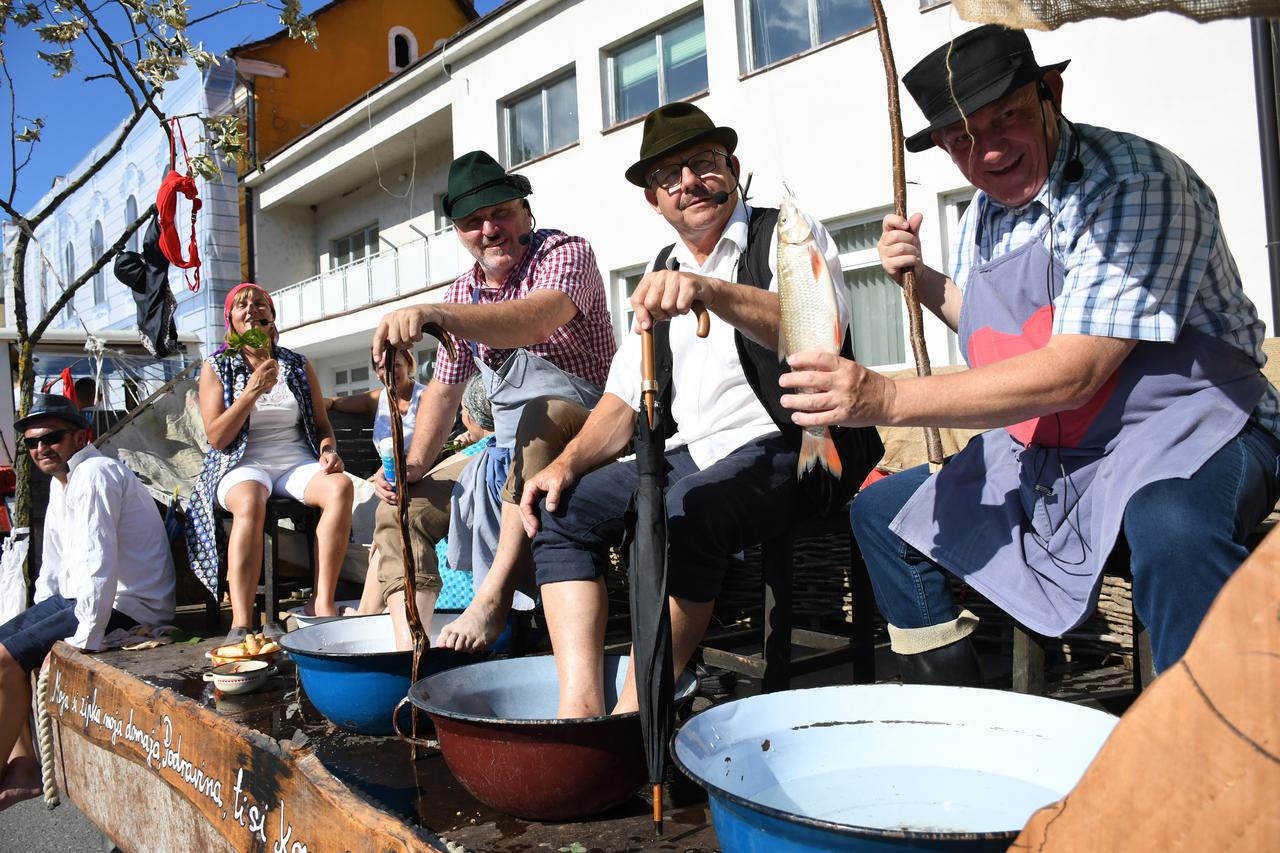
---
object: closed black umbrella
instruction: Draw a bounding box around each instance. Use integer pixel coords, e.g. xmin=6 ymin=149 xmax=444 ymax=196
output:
xmin=631 ymin=304 xmax=708 ymax=836
xmin=628 ymin=391 xmax=675 ymax=836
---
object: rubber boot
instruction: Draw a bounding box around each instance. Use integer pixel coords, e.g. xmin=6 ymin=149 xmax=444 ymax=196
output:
xmin=894 ymin=637 xmax=984 ymax=687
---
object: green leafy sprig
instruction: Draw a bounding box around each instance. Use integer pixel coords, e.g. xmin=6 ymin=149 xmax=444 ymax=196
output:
xmin=225 ymin=328 xmax=269 ymax=354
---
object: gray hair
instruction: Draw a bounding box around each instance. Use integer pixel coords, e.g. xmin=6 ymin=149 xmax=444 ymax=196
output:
xmin=461 ymin=374 xmax=493 ymax=431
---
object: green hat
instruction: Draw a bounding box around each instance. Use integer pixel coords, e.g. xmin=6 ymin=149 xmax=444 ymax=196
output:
xmin=442 ymin=150 xmax=532 ymax=220
xmin=624 ymin=103 xmax=738 ymax=188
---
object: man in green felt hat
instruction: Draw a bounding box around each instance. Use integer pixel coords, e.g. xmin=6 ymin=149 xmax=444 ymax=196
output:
xmin=519 ymin=104 xmax=884 ymax=717
xmin=371 ymin=150 xmax=616 ymax=652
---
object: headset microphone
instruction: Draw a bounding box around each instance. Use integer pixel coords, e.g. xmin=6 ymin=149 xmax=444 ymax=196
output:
xmin=711 ymin=190 xmax=730 ymax=205
xmin=517 ymin=214 xmax=537 ymax=245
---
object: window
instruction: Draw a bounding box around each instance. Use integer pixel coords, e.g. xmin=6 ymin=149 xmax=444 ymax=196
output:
xmin=388 ymin=26 xmax=417 ymax=72
xmin=332 ymin=364 xmax=372 ymax=397
xmin=612 ymin=265 xmax=646 ymax=339
xmin=940 ymin=191 xmax=975 ymax=364
xmin=503 ymin=72 xmax=578 ymax=167
xmin=743 ymin=0 xmax=873 ymax=71
xmin=607 ymin=14 xmax=708 ymax=126
xmin=125 ymin=195 xmax=139 ymax=252
xmin=63 ymin=242 xmax=75 ymax=322
xmin=90 ymin=220 xmax=105 ymax=305
xmin=331 ymin=225 xmax=379 ymax=269
xmin=828 ymin=215 xmax=905 ymax=368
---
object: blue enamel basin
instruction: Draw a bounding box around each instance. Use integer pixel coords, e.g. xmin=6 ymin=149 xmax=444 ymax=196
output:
xmin=280 ymin=613 xmax=474 ymax=735
xmin=672 ymin=684 xmax=1118 ymax=853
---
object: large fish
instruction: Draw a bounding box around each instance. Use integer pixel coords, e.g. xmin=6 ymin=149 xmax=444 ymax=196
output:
xmin=776 ymin=197 xmax=843 ymax=479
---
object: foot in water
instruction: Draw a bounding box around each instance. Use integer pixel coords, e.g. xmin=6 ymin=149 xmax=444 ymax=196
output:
xmin=436 ymin=598 xmax=508 ymax=654
xmin=0 ymin=758 xmax=41 ymax=812
xmin=305 ymin=596 xmax=338 ymax=618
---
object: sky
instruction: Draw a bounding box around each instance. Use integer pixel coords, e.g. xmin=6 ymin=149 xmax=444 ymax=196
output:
xmin=3 ymin=0 xmax=505 ymax=214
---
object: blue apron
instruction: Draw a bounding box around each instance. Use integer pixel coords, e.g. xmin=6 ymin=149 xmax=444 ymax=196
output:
xmin=889 ymin=227 xmax=1267 ymax=636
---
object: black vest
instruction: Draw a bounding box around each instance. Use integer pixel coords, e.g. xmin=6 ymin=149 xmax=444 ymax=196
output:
xmin=649 ymin=206 xmax=883 ymax=515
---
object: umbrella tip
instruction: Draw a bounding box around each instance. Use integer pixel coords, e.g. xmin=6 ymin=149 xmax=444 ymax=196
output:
xmin=653 ymin=785 xmax=664 ymax=835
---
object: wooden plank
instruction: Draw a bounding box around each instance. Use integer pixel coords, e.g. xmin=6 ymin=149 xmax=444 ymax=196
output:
xmin=44 ymin=643 xmax=447 ymax=853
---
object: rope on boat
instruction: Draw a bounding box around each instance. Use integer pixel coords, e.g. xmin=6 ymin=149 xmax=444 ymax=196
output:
xmin=36 ymin=666 xmax=60 ymax=808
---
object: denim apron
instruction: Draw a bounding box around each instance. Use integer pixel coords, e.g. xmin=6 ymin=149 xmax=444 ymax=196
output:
xmin=467 ymin=283 xmax=603 ymax=453
xmin=888 ymin=226 xmax=1267 ymax=636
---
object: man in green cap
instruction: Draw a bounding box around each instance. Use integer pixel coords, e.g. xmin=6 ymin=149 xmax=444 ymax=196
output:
xmin=372 ymin=150 xmax=615 ymax=652
xmin=519 ymin=104 xmax=883 ymax=717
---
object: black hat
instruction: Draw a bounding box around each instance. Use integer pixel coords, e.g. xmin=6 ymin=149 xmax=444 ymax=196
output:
xmin=625 ymin=103 xmax=738 ymax=188
xmin=442 ymin=150 xmax=532 ymax=221
xmin=903 ymin=25 xmax=1069 ymax=153
xmin=15 ymin=394 xmax=89 ymax=432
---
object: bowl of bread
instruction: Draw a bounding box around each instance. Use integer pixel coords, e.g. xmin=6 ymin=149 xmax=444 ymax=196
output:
xmin=208 ymin=631 xmax=283 ymax=667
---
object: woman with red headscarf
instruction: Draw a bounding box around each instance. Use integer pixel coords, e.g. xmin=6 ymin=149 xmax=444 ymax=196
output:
xmin=185 ymin=283 xmax=352 ymax=643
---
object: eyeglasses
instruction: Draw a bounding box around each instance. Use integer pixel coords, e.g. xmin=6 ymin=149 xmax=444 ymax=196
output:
xmin=648 ymin=149 xmax=728 ymax=193
xmin=24 ymin=429 xmax=74 ymax=450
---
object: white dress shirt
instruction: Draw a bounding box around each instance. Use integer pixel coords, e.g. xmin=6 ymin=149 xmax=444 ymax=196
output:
xmin=34 ymin=445 xmax=176 ymax=649
xmin=604 ymin=199 xmax=846 ymax=470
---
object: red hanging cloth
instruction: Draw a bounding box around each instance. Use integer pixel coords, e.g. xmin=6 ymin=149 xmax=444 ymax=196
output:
xmin=156 ymin=117 xmax=203 ymax=292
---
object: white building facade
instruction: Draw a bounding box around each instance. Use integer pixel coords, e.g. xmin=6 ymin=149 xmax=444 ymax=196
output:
xmin=244 ymin=0 xmax=1274 ymax=397
xmin=4 ymin=61 xmax=242 ymax=369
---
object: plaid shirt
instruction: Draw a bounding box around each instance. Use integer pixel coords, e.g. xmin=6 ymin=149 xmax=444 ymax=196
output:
xmin=432 ymin=229 xmax=616 ymax=387
xmin=952 ymin=119 xmax=1280 ymax=438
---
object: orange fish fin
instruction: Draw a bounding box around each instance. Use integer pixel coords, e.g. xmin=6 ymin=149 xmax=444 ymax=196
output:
xmin=798 ymin=428 xmax=843 ymax=479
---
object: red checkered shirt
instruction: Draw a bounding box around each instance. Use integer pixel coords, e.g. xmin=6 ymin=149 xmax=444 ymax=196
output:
xmin=431 ymin=229 xmax=616 ymax=387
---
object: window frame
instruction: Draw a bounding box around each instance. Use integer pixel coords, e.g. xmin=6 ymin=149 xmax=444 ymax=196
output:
xmin=330 ymin=224 xmax=380 ymax=271
xmin=90 ymin=220 xmax=105 ymax=305
xmin=63 ymin=241 xmax=75 ymax=322
xmin=739 ymin=0 xmax=875 ymax=74
xmin=611 ymin=264 xmax=648 ymax=340
xmin=125 ymin=195 xmax=139 ymax=253
xmin=501 ymin=68 xmax=579 ymax=168
xmin=332 ymin=362 xmax=373 ymax=398
xmin=388 ymin=26 xmax=418 ymax=72
xmin=604 ymin=10 xmax=709 ymax=128
xmin=826 ymin=211 xmax=910 ymax=371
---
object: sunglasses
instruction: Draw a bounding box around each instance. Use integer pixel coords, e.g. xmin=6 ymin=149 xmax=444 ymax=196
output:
xmin=24 ymin=429 xmax=75 ymax=450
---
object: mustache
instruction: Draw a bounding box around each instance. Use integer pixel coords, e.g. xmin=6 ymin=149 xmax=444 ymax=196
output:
xmin=678 ymin=188 xmax=714 ymax=210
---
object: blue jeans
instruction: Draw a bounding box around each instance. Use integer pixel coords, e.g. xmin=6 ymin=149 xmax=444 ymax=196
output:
xmin=850 ymin=422 xmax=1280 ymax=672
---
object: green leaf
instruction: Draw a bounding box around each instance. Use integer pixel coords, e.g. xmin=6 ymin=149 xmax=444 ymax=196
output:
xmin=226 ymin=328 xmax=269 ymax=353
xmin=36 ymin=48 xmax=73 ymax=77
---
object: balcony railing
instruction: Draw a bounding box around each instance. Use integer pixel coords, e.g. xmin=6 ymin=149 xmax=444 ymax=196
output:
xmin=273 ymin=229 xmax=462 ymax=331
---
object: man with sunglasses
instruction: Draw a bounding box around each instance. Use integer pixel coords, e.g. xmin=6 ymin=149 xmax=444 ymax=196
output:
xmin=519 ymin=103 xmax=882 ymax=717
xmin=781 ymin=25 xmax=1280 ymax=684
xmin=0 ymin=394 xmax=174 ymax=809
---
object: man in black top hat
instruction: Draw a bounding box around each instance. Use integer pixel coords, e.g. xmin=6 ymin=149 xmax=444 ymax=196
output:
xmin=0 ymin=394 xmax=174 ymax=809
xmin=370 ymin=151 xmax=616 ymax=653
xmin=519 ymin=104 xmax=882 ymax=717
xmin=780 ymin=25 xmax=1280 ymax=684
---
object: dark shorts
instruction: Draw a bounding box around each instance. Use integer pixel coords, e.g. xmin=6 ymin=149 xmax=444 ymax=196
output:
xmin=532 ymin=433 xmax=802 ymax=602
xmin=0 ymin=595 xmax=137 ymax=673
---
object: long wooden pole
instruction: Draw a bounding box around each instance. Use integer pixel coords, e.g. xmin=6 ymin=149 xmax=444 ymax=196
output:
xmin=871 ymin=0 xmax=945 ymax=471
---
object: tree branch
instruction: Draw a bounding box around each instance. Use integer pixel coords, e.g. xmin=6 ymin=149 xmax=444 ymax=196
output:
xmin=32 ymin=201 xmax=157 ymax=341
xmin=28 ymin=102 xmax=145 ymax=231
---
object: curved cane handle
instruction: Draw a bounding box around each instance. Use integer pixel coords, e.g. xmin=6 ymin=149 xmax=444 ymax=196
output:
xmin=691 ymin=301 xmax=710 ymax=338
xmin=421 ymin=322 xmax=457 ymax=362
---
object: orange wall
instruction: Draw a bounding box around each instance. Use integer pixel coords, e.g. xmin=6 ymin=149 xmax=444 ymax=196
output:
xmin=239 ymin=0 xmax=471 ymax=160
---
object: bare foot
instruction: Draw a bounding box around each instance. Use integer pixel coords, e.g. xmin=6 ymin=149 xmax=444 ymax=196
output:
xmin=0 ymin=758 xmax=41 ymax=812
xmin=436 ymin=598 xmax=508 ymax=654
xmin=306 ymin=596 xmax=338 ymax=618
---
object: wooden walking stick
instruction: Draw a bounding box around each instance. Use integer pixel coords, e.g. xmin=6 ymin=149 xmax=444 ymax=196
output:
xmin=380 ymin=324 xmax=456 ymax=757
xmin=871 ymin=0 xmax=945 ymax=472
